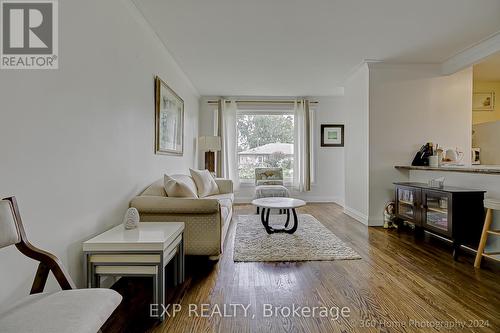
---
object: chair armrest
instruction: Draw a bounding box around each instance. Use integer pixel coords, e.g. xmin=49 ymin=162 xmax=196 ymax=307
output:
xmin=130 ymin=196 xmax=220 ymax=214
xmin=17 ymin=243 xmax=76 ymax=293
xmin=215 ymin=178 xmax=233 ymax=194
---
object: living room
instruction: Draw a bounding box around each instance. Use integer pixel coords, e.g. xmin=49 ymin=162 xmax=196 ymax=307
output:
xmin=1 ymin=1 xmax=500 ymax=332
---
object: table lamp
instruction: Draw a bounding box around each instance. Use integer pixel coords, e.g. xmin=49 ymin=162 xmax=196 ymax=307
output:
xmin=198 ymin=136 xmax=221 ymax=172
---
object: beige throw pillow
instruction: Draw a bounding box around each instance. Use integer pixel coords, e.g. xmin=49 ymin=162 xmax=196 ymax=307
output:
xmin=164 ymin=174 xmax=198 ymax=198
xmin=189 ymin=169 xmax=220 ymax=198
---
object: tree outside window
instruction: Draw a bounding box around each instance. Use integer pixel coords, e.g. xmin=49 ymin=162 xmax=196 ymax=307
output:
xmin=237 ymin=113 xmax=294 ymax=182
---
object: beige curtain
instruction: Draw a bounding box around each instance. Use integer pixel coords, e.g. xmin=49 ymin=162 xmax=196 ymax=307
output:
xmin=216 ymin=100 xmax=223 ymax=177
xmin=215 ymin=99 xmax=240 ymax=189
xmin=293 ymin=99 xmax=311 ymax=191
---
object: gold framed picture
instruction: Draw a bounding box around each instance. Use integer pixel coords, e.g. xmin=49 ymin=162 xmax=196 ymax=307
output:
xmin=155 ymin=76 xmax=184 ymax=155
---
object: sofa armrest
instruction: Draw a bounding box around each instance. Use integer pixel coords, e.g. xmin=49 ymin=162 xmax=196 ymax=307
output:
xmin=130 ymin=196 xmax=219 ymax=214
xmin=215 ymin=178 xmax=233 ymax=194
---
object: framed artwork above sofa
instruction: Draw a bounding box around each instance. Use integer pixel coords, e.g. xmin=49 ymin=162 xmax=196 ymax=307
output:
xmin=155 ymin=76 xmax=184 ymax=155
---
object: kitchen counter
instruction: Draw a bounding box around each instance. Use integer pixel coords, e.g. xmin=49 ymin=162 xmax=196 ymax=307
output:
xmin=395 ymin=165 xmax=500 ymax=175
xmin=393 ymin=181 xmax=486 ymax=193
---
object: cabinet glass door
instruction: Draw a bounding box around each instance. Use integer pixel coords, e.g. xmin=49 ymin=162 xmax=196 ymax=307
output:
xmin=423 ymin=191 xmax=451 ymax=236
xmin=397 ymin=187 xmax=419 ymax=222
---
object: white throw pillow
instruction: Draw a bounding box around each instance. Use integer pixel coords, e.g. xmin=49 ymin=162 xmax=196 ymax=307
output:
xmin=189 ymin=169 xmax=220 ymax=198
xmin=164 ymin=174 xmax=198 ymax=198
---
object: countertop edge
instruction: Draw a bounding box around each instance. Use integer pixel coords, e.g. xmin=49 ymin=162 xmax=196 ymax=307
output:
xmin=395 ymin=165 xmax=500 ymax=175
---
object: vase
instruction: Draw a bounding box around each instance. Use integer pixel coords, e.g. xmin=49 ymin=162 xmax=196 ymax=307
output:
xmin=123 ymin=207 xmax=140 ymax=230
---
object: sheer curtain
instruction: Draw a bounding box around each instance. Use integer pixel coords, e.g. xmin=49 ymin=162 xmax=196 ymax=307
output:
xmin=293 ymin=99 xmax=311 ymax=192
xmin=216 ymin=99 xmax=240 ymax=190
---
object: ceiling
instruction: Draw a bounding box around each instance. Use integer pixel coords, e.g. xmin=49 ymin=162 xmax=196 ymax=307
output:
xmin=133 ymin=0 xmax=500 ymax=96
xmin=474 ymin=52 xmax=500 ymax=81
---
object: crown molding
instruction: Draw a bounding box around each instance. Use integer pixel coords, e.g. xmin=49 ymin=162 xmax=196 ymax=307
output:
xmin=342 ymin=30 xmax=500 ymax=83
xmin=367 ymin=62 xmax=440 ymax=71
xmin=340 ymin=59 xmax=380 ymax=85
xmin=441 ymin=31 xmax=500 ymax=75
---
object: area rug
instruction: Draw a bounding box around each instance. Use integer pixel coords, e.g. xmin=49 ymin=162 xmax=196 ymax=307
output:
xmin=233 ymin=214 xmax=361 ymax=262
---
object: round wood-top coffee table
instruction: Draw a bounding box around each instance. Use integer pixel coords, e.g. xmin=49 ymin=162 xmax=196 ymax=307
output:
xmin=251 ymin=197 xmax=306 ymax=234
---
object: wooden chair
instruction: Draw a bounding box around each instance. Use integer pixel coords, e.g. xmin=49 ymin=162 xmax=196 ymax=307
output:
xmin=0 ymin=196 xmax=122 ymax=333
xmin=474 ymin=198 xmax=500 ymax=268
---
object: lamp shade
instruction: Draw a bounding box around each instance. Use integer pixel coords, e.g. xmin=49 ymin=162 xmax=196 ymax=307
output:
xmin=198 ymin=136 xmax=221 ymax=151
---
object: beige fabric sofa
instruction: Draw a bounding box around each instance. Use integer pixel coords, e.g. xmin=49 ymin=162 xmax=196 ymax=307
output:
xmin=130 ymin=177 xmax=233 ymax=258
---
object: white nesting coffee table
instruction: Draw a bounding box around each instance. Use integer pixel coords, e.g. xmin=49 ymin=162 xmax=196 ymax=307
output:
xmin=83 ymin=222 xmax=184 ymax=321
xmin=251 ymin=197 xmax=306 ymax=234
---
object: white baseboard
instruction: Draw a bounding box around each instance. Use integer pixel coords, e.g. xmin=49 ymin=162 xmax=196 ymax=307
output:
xmin=307 ymin=196 xmax=344 ymax=205
xmin=343 ymin=206 xmax=368 ymax=225
xmin=368 ymin=217 xmax=384 ymax=227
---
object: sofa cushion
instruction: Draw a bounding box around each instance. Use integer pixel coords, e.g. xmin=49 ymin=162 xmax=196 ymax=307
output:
xmin=206 ymin=193 xmax=233 ymax=224
xmin=255 ymin=185 xmax=290 ymax=199
xmin=256 ymin=179 xmax=284 ymax=186
xmin=220 ymin=206 xmax=230 ymax=223
xmin=0 ymin=289 xmax=122 ymax=333
xmin=164 ymin=174 xmax=198 ymax=198
xmin=189 ymin=169 xmax=220 ymax=198
xmin=214 ymin=178 xmax=233 ymax=194
xmin=141 ymin=179 xmax=167 ymax=197
xmin=131 ymin=196 xmax=219 ymax=214
xmin=206 ymin=193 xmax=234 ymax=208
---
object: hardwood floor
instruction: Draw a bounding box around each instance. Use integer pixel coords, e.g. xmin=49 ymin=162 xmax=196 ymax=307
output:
xmin=107 ymin=203 xmax=500 ymax=333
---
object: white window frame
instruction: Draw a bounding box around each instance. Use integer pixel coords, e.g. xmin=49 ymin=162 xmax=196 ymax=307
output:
xmin=236 ymin=109 xmax=295 ymax=186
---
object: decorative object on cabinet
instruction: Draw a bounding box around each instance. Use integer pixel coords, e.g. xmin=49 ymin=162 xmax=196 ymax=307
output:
xmin=123 ymin=207 xmax=140 ymax=230
xmin=320 ymin=124 xmax=344 ymax=147
xmin=394 ymin=182 xmax=485 ymax=260
xmin=428 ymin=177 xmax=445 ymax=189
xmin=155 ymin=76 xmax=184 ymax=155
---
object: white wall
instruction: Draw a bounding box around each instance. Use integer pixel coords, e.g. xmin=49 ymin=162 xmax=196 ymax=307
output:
xmin=342 ymin=64 xmax=370 ymax=224
xmin=473 ymin=121 xmax=500 ymax=165
xmin=0 ymin=0 xmax=199 ymax=304
xmin=198 ymin=97 xmax=346 ymax=204
xmin=368 ymin=65 xmax=473 ymax=225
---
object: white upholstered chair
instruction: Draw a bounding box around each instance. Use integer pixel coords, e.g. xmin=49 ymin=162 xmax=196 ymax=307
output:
xmin=254 ymin=168 xmax=290 ymax=213
xmin=0 ymin=197 xmax=122 ymax=333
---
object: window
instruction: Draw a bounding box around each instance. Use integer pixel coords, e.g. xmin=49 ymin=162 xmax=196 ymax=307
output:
xmin=237 ymin=112 xmax=294 ymax=183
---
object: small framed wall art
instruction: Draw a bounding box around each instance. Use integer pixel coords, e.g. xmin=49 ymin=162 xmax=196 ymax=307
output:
xmin=321 ymin=124 xmax=344 ymax=147
xmin=473 ymin=92 xmax=494 ymax=111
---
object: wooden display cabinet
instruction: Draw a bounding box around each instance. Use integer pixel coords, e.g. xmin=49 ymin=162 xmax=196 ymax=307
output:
xmin=394 ymin=182 xmax=485 ymax=260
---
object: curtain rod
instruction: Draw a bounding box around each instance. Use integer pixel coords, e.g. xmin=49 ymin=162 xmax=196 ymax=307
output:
xmin=206 ymin=100 xmax=318 ymax=105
